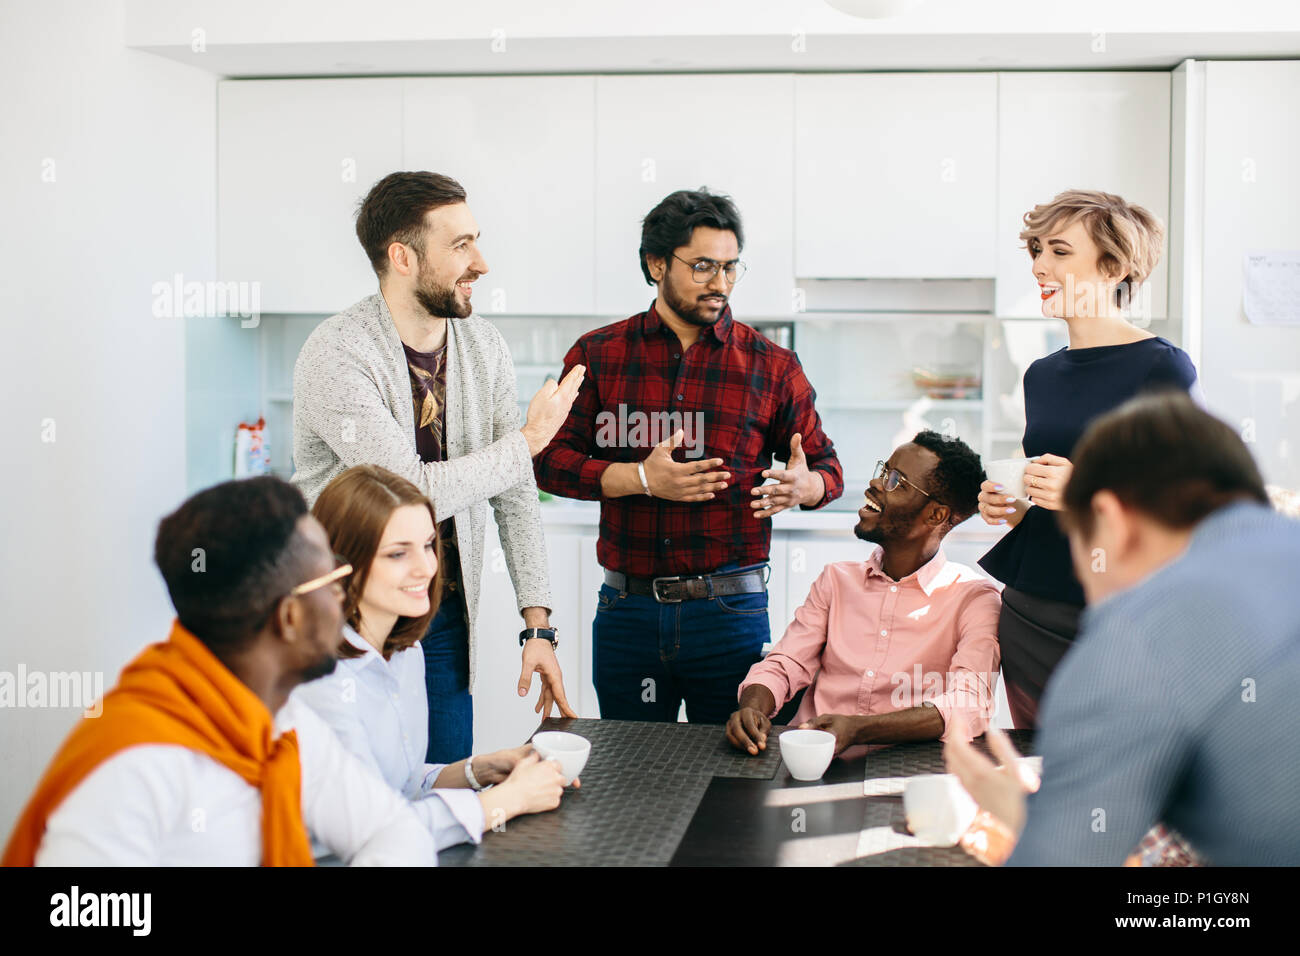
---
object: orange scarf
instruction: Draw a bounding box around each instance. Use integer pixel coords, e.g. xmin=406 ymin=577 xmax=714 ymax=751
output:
xmin=3 ymin=620 xmax=314 ymax=867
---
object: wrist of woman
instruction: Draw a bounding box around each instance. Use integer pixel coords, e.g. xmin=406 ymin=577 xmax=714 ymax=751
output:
xmin=433 ymin=761 xmax=467 ymax=789
xmin=1006 ymin=499 xmax=1030 ymax=526
xmin=478 ymin=784 xmax=521 ymax=832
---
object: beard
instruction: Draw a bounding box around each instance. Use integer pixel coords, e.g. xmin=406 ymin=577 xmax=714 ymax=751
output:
xmin=853 ymin=500 xmax=923 ymax=545
xmin=662 ymin=277 xmax=727 ymax=327
xmin=854 ymin=521 xmax=885 ymax=544
xmin=414 ymin=256 xmax=477 ymax=319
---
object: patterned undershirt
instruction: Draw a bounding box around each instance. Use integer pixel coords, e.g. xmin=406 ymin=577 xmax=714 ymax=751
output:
xmin=403 ymin=340 xmax=461 ymax=599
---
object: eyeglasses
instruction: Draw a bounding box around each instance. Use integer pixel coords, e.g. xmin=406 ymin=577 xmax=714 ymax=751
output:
xmin=672 ymin=254 xmax=747 ymax=285
xmin=873 ymin=460 xmax=940 ymax=501
xmin=290 ymin=554 xmax=353 ymax=598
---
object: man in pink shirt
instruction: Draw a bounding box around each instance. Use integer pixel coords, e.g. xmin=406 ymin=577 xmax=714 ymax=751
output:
xmin=726 ymin=431 xmax=1001 ymax=756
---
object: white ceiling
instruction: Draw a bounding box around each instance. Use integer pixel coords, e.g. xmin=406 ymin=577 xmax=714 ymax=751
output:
xmin=126 ymin=33 xmax=1300 ymax=77
xmin=120 ymin=0 xmax=1300 ymax=77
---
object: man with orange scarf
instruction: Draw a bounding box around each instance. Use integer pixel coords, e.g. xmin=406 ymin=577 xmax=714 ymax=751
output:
xmin=3 ymin=477 xmax=432 ymax=866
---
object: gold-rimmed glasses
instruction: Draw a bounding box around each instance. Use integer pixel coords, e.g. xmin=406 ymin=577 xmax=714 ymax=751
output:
xmin=290 ymin=554 xmax=353 ymax=598
xmin=671 ymin=254 xmax=747 ymax=284
xmin=873 ymin=460 xmax=940 ymax=502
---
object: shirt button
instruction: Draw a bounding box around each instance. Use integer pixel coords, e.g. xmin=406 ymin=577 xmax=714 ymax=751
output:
xmin=867 ymin=670 xmax=875 ymax=677
xmin=673 ymin=353 xmax=680 ymax=359
xmin=676 ymin=394 xmax=684 ymax=401
xmin=880 ymin=629 xmax=888 ymax=637
xmin=663 ymin=538 xmax=671 ymax=546
xmin=890 ymin=585 xmax=897 ymax=593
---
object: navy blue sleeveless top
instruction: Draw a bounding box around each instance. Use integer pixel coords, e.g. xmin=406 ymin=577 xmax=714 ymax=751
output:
xmin=979 ymin=336 xmax=1199 ymax=606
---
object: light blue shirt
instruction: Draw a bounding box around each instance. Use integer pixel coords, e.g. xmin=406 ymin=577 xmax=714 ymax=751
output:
xmin=294 ymin=626 xmax=485 ymax=850
xmin=1010 ymin=501 xmax=1300 ymax=865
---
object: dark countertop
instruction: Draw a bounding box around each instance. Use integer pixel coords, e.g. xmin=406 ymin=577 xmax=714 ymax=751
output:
xmin=440 ymin=717 xmax=1035 ymax=867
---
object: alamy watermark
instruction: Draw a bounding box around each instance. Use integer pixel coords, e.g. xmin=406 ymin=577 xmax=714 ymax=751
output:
xmin=595 ymin=404 xmax=706 ymax=459
xmin=889 ymin=666 xmax=998 ymax=714
xmin=1048 ymin=274 xmax=1155 ymax=326
xmin=151 ymin=272 xmax=262 ymax=328
xmin=50 ymin=886 xmax=150 ymax=936
xmin=0 ymin=665 xmax=104 ymax=717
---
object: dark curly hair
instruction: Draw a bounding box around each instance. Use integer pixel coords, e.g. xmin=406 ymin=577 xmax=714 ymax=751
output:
xmin=154 ymin=476 xmax=312 ymax=654
xmin=911 ymin=430 xmax=986 ymax=526
xmin=639 ymin=188 xmax=744 ymax=285
xmin=1063 ymin=391 xmax=1267 ymax=538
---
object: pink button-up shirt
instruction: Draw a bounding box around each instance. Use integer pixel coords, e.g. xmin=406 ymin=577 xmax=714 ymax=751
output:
xmin=740 ymin=547 xmax=1002 ymax=742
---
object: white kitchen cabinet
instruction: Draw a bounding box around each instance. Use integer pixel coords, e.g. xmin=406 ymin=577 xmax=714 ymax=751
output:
xmin=218 ymin=79 xmax=403 ymax=314
xmin=995 ymin=73 xmax=1171 ymax=320
xmin=594 ymin=74 xmax=795 ymax=318
xmin=794 ymin=73 xmax=998 ymax=280
xmin=404 ymin=77 xmax=596 ymax=317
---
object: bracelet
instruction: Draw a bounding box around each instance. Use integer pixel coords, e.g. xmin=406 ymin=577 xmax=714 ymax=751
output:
xmin=464 ymin=755 xmax=485 ymax=791
xmin=636 ymin=460 xmax=653 ymax=497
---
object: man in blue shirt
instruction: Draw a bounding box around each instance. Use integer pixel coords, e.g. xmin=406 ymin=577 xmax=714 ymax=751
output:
xmin=947 ymin=391 xmax=1300 ymax=865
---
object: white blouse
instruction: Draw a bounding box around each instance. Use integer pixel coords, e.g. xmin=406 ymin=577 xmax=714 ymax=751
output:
xmin=292 ymin=626 xmax=485 ymax=850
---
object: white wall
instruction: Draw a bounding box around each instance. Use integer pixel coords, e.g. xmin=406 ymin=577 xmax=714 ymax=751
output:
xmin=0 ymin=1 xmax=216 ymax=836
xmin=1198 ymin=61 xmax=1300 ymax=490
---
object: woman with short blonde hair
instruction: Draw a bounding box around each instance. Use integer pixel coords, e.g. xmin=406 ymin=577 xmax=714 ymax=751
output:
xmin=977 ymin=189 xmax=1200 ymax=729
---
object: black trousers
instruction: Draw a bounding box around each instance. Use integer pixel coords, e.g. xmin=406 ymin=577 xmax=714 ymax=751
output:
xmin=997 ymin=585 xmax=1083 ymax=730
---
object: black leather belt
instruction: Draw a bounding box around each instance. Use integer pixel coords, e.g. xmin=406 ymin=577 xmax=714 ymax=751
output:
xmin=603 ymin=566 xmax=769 ymax=604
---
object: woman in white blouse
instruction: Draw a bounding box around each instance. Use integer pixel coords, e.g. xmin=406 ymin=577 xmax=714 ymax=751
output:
xmin=295 ymin=464 xmax=572 ymax=851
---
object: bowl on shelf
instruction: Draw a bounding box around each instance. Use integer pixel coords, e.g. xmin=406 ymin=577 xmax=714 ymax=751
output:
xmin=911 ymin=365 xmax=982 ymax=400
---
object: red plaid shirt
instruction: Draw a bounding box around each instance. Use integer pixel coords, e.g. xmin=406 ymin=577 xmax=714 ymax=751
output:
xmin=534 ymin=304 xmax=843 ymax=577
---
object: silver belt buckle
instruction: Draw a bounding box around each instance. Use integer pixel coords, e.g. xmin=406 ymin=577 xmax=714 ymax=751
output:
xmin=651 ymin=574 xmax=684 ymax=604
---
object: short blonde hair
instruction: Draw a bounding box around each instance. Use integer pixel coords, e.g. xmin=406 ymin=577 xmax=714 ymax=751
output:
xmin=1020 ymin=190 xmax=1164 ymax=308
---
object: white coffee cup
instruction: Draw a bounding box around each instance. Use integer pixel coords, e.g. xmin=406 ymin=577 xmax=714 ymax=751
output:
xmin=902 ymin=774 xmax=979 ymax=846
xmin=984 ymin=458 xmax=1036 ymax=500
xmin=778 ymin=729 xmax=837 ymax=781
xmin=530 ymin=731 xmax=590 ymax=786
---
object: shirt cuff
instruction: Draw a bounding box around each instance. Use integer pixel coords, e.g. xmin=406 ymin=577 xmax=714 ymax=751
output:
xmin=738 ymin=674 xmax=787 ymax=719
xmin=419 ymin=763 xmax=449 ymax=795
xmin=417 ymin=788 xmax=486 ymax=850
xmin=798 ymin=467 xmax=834 ymax=510
xmin=580 ymin=456 xmax=615 ymax=500
xmin=931 ymin=690 xmax=991 ymax=743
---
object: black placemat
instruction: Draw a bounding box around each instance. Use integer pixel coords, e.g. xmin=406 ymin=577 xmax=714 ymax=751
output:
xmin=532 ymin=717 xmax=782 ymax=780
xmin=861 ymin=730 xmax=1036 ymax=785
xmin=439 ymin=765 xmax=713 ymax=867
xmin=844 ymin=730 xmax=1037 ymax=867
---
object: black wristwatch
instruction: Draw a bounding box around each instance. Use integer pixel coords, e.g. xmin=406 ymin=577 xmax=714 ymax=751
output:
xmin=519 ymin=627 xmax=559 ymax=649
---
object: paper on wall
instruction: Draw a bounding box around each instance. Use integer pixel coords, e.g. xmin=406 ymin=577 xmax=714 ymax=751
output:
xmin=1243 ymin=251 xmax=1300 ymax=326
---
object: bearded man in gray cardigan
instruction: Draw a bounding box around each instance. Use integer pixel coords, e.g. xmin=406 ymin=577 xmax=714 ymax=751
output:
xmin=291 ymin=171 xmax=585 ymax=764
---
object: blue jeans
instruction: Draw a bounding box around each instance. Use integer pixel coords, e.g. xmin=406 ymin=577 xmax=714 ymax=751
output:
xmin=593 ymin=564 xmax=770 ymax=724
xmin=421 ymin=586 xmax=473 ymax=763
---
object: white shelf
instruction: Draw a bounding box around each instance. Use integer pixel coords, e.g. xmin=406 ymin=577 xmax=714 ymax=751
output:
xmin=823 ymin=398 xmax=984 ymax=411
xmin=792 ymin=311 xmax=992 ymax=324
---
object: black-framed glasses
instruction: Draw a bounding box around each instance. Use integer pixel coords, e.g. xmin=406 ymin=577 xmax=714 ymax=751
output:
xmin=873 ymin=460 xmax=940 ymax=502
xmin=672 ymin=254 xmax=747 ymax=284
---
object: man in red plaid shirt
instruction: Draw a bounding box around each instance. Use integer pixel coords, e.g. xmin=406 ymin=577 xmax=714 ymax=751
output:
xmin=534 ymin=188 xmax=843 ymax=723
